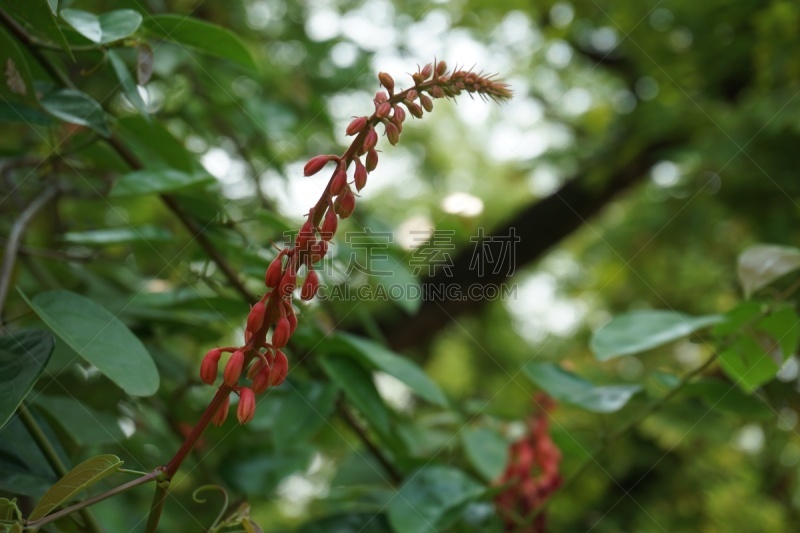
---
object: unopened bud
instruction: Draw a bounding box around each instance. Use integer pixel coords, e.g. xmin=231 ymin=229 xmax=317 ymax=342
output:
xmin=374 ymin=91 xmax=388 ymax=104
xmin=346 ymin=116 xmax=368 ymax=136
xmin=363 ymin=127 xmax=378 ymax=152
xmin=320 ymin=208 xmax=338 ymax=240
xmin=212 ymin=395 xmax=230 ymax=426
xmin=420 ymin=94 xmax=433 ymax=112
xmin=265 ymin=255 xmax=283 ymax=288
xmin=272 ymin=317 xmax=291 ymax=348
xmin=247 ymin=356 xmax=265 ymax=379
xmin=354 ymin=158 xmax=367 ymax=191
xmin=223 ymin=350 xmax=245 ymax=386
xmin=330 ymin=166 xmax=348 ymax=196
xmin=246 ymin=301 xmax=266 ymax=335
xmin=412 ymin=72 xmax=424 ymax=85
xmin=279 ymin=265 xmax=297 ymax=297
xmin=237 ymin=387 xmax=256 ymax=424
xmin=252 ymin=366 xmax=271 ymax=393
xmin=366 ymin=149 xmax=379 ymax=172
xmin=200 ymin=348 xmax=222 ymax=385
xmin=393 ymin=105 xmax=406 ymax=123
xmin=286 ymin=308 xmax=298 ymax=335
xmin=376 ymin=101 xmax=392 ymax=118
xmin=430 ymin=85 xmax=445 ymax=98
xmin=420 ymin=63 xmax=433 ymax=79
xmin=308 ymin=239 xmax=328 ymax=264
xmin=378 ymin=71 xmax=395 ymax=92
xmin=385 ymin=122 xmax=400 ymax=145
xmin=270 ymin=351 xmax=289 ymax=386
xmin=334 ymin=188 xmax=356 ymax=219
xmin=301 ymin=269 xmax=319 ymax=300
xmin=296 ymin=219 xmax=315 ymax=251
xmin=436 ymin=60 xmax=447 ymax=76
xmin=304 ymin=155 xmax=335 ymax=177
xmin=406 ymin=89 xmax=418 ymax=101
xmin=405 ymin=101 xmax=423 ymax=118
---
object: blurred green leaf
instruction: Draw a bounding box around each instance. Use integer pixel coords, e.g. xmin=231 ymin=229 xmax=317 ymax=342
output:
xmin=28 ymin=454 xmax=122 ymax=520
xmin=0 ymin=497 xmax=21 ymax=521
xmin=222 ymin=445 xmax=312 ymax=495
xmin=388 ymin=465 xmax=483 ymax=533
xmin=39 ymin=89 xmax=110 ymax=137
xmin=682 ymin=379 xmax=774 ymax=420
xmin=62 ymin=226 xmax=172 ymax=245
xmin=60 ymin=9 xmax=142 ymax=44
xmin=591 ymin=310 xmax=722 ymax=361
xmin=21 ymin=289 xmax=160 ymax=396
xmin=144 ymin=15 xmax=256 ymax=69
xmin=0 ymin=330 xmax=53 ymax=429
xmin=297 ymin=512 xmax=391 ymax=533
xmin=33 ymin=395 xmax=125 ymax=446
xmin=524 ymin=362 xmax=641 ymax=413
xmin=271 ymin=380 xmax=339 ymax=450
xmin=110 ymin=169 xmax=213 ymax=197
xmin=320 ymin=355 xmax=392 ymax=435
xmin=0 ymin=26 xmax=35 ymax=103
xmin=117 ymin=115 xmax=195 ymax=172
xmin=461 ymin=427 xmax=508 ymax=482
xmin=738 ymin=244 xmax=800 ymax=298
xmin=0 ymin=101 xmax=54 ymax=125
xmin=756 ymin=307 xmax=800 ymax=358
xmin=108 ymin=50 xmax=148 ymax=118
xmin=718 ymin=335 xmax=780 ymax=394
xmin=3 ymin=0 xmax=70 ymax=55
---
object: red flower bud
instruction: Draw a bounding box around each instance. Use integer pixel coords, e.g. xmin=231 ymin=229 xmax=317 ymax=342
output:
xmin=304 ymin=155 xmax=335 ymax=177
xmin=420 ymin=63 xmax=433 ymax=79
xmin=385 ymin=122 xmax=400 ymax=145
xmin=223 ymin=350 xmax=245 ymax=387
xmin=200 ymin=348 xmax=222 ymax=385
xmin=412 ymin=72 xmax=424 ymax=85
xmin=393 ymin=105 xmax=406 ymax=123
xmin=334 ymin=188 xmax=356 ymax=219
xmin=246 ymin=301 xmax=266 ymax=335
xmin=265 ymin=255 xmax=283 ymax=288
xmin=296 ymin=219 xmax=315 ymax=251
xmin=270 ymin=351 xmax=289 ymax=386
xmin=272 ymin=317 xmax=291 ymax=348
xmin=252 ymin=366 xmax=271 ymax=394
xmin=237 ymin=387 xmax=256 ymax=424
xmin=363 ymin=127 xmax=378 ymax=152
xmin=378 ymin=71 xmax=395 ymax=92
xmin=430 ymin=85 xmax=445 ymax=99
xmin=308 ymin=239 xmax=328 ymax=264
xmin=346 ymin=116 xmax=368 ymax=136
xmin=247 ymin=356 xmax=265 ymax=379
xmin=436 ymin=60 xmax=447 ymax=76
xmin=366 ymin=149 xmax=379 ymax=172
xmin=354 ymin=158 xmax=367 ymax=191
xmin=321 ymin=208 xmax=337 ymax=240
xmin=286 ymin=306 xmax=298 ymax=335
xmin=279 ymin=265 xmax=297 ymax=297
xmin=301 ymin=269 xmax=319 ymax=300
xmin=376 ymin=101 xmax=392 ymax=118
xmin=330 ymin=166 xmax=348 ymax=196
xmin=420 ymin=94 xmax=433 ymax=112
xmin=212 ymin=395 xmax=230 ymax=426
xmin=374 ymin=91 xmax=388 ymax=104
xmin=406 ymin=89 xmax=418 ymax=101
xmin=405 ymin=101 xmax=423 ymax=118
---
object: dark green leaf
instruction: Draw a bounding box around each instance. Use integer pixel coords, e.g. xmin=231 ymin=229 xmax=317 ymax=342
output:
xmin=590 ymin=310 xmax=722 ymax=361
xmin=336 ymin=333 xmax=448 ymax=407
xmin=0 ymin=497 xmax=21 ymax=521
xmin=39 ymin=89 xmax=111 ymax=137
xmin=523 ymin=362 xmax=641 ymax=413
xmin=0 ymin=413 xmax=64 ymax=497
xmin=756 ymin=307 xmax=800 ymax=358
xmin=320 ymin=355 xmax=391 ymax=435
xmin=222 ymin=446 xmax=313 ymax=495
xmin=0 ymin=101 xmax=54 ymax=126
xmin=682 ymin=379 xmax=774 ymax=420
xmin=718 ymin=335 xmax=780 ymax=394
xmin=737 ymin=244 xmax=800 ymax=298
xmin=117 ymin=115 xmax=195 ymax=173
xmin=144 ymin=15 xmax=256 ymax=69
xmin=297 ymin=512 xmax=390 ymax=533
xmin=0 ymin=330 xmax=53 ymax=429
xmin=20 ymin=289 xmax=159 ymax=396
xmin=3 ymin=0 xmax=70 ymax=55
xmin=110 ymin=168 xmax=214 ymax=197
xmin=28 ymin=454 xmax=122 ymax=520
xmin=0 ymin=26 xmax=35 ymax=102
xmin=461 ymin=427 xmax=508 ymax=482
xmin=108 ymin=50 xmax=148 ymax=118
xmin=33 ymin=395 xmax=125 ymax=446
xmin=271 ymin=380 xmax=339 ymax=450
xmin=60 ymin=9 xmax=143 ymax=44
xmin=388 ymin=466 xmax=483 ymax=533
xmin=62 ymin=226 xmax=173 ymax=245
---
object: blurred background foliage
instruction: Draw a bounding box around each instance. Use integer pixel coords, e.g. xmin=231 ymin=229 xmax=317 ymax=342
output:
xmin=2 ymin=0 xmax=800 ymax=531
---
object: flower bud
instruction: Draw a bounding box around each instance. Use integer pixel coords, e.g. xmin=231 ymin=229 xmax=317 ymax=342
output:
xmin=246 ymin=301 xmax=266 ymax=335
xmin=405 ymin=101 xmax=423 ymax=118
xmin=406 ymin=89 xmax=418 ymax=101
xmin=265 ymin=255 xmax=283 ymax=288
xmin=385 ymin=122 xmax=399 ymax=145
xmin=412 ymin=72 xmax=424 ymax=85
xmin=363 ymin=127 xmax=378 ymax=152
xmin=436 ymin=60 xmax=447 ymax=76
xmin=247 ymin=356 xmax=265 ymax=379
xmin=270 ymin=351 xmax=289 ymax=386
xmin=378 ymin=71 xmax=395 ymax=93
xmin=301 ymin=269 xmax=319 ymax=300
xmin=237 ymin=387 xmax=256 ymax=424
xmin=420 ymin=94 xmax=434 ymax=112
xmin=320 ymin=208 xmax=338 ymax=240
xmin=200 ymin=348 xmax=222 ymax=385
xmin=366 ymin=149 xmax=379 ymax=172
xmin=272 ymin=317 xmax=291 ymax=348
xmin=346 ymin=116 xmax=368 ymax=136
xmin=430 ymin=85 xmax=445 ymax=99
xmin=223 ymin=350 xmax=245 ymax=386
xmin=212 ymin=395 xmax=230 ymax=426
xmin=334 ymin=188 xmax=356 ymax=219
xmin=279 ymin=265 xmax=297 ymax=297
xmin=393 ymin=105 xmax=406 ymax=123
xmin=308 ymin=239 xmax=328 ymax=264
xmin=420 ymin=63 xmax=433 ymax=79
xmin=252 ymin=366 xmax=271 ymax=394
xmin=374 ymin=91 xmax=388 ymax=104
xmin=304 ymin=155 xmax=335 ymax=177
xmin=286 ymin=305 xmax=298 ymax=335
xmin=296 ymin=219 xmax=315 ymax=251
xmin=376 ymin=101 xmax=392 ymax=118
xmin=354 ymin=158 xmax=367 ymax=191
xmin=330 ymin=166 xmax=348 ymax=196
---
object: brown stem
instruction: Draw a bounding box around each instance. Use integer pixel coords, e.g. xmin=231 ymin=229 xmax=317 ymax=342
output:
xmin=337 ymin=399 xmax=402 ymax=484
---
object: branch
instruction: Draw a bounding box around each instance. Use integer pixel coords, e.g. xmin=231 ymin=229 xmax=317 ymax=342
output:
xmin=337 ymin=398 xmax=402 ymax=484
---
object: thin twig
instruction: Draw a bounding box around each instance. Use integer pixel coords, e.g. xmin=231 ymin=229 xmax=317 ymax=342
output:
xmin=337 ymin=398 xmax=403 ymax=484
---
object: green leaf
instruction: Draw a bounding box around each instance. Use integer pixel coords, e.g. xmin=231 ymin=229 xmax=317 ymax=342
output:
xmin=3 ymin=0 xmax=71 ymax=56
xmin=0 ymin=497 xmax=21 ymax=522
xmin=388 ymin=466 xmax=483 ymax=533
xmin=28 ymin=454 xmax=122 ymax=520
xmin=297 ymin=512 xmax=391 ymax=533
xmin=117 ymin=115 xmax=195 ymax=173
xmin=39 ymin=89 xmax=111 ymax=138
xmin=336 ymin=333 xmax=448 ymax=407
xmin=738 ymin=244 xmax=800 ymax=298
xmin=62 ymin=226 xmax=173 ymax=245
xmin=0 ymin=101 xmax=54 ymax=126
xmin=222 ymin=446 xmax=313 ymax=495
xmin=713 ymin=301 xmax=763 ymax=337
xmin=60 ymin=9 xmax=143 ymax=44
xmin=682 ymin=379 xmax=774 ymax=420
xmin=756 ymin=307 xmax=800 ymax=358
xmin=461 ymin=427 xmax=508 ymax=482
xmin=0 ymin=26 xmax=36 ymax=103
xmin=33 ymin=395 xmax=125 ymax=446
xmin=271 ymin=380 xmax=339 ymax=450
xmin=110 ymin=168 xmax=214 ymax=197
xmin=144 ymin=15 xmax=256 ymax=69
xmin=718 ymin=335 xmax=780 ymax=394
xmin=20 ymin=289 xmax=159 ymax=396
xmin=590 ymin=310 xmax=722 ymax=361
xmin=0 ymin=330 xmax=53 ymax=429
xmin=319 ymin=355 xmax=391 ymax=435
xmin=107 ymin=50 xmax=148 ymax=118
xmin=524 ymin=362 xmax=641 ymax=412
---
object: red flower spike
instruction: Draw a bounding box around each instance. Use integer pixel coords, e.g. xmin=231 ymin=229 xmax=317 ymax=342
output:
xmin=320 ymin=207 xmax=338 ymax=240
xmin=376 ymin=101 xmax=392 ymax=118
xmin=270 ymin=351 xmax=289 ymax=386
xmin=272 ymin=317 xmax=291 ymax=348
xmin=304 ymin=155 xmax=335 ymax=176
xmin=420 ymin=94 xmax=434 ymax=112
xmin=330 ymin=166 xmax=348 ymax=196
xmin=212 ymin=395 xmax=230 ymax=426
xmin=393 ymin=105 xmax=406 ymax=124
xmin=346 ymin=116 xmax=368 ymax=136
xmin=405 ymin=101 xmax=423 ymax=118
xmin=237 ymin=387 xmax=256 ymax=424
xmin=246 ymin=301 xmax=266 ymax=335
xmin=354 ymin=158 xmax=367 ymax=191
xmin=385 ymin=122 xmax=400 ymax=145
xmin=265 ymin=255 xmax=283 ymax=288
xmin=363 ymin=127 xmax=378 ymax=152
xmin=200 ymin=348 xmax=222 ymax=385
xmin=301 ymin=269 xmax=319 ymax=300
xmin=378 ymin=71 xmax=395 ymax=92
xmin=366 ymin=149 xmax=379 ymax=172
xmin=223 ymin=350 xmax=245 ymax=387
xmin=334 ymin=188 xmax=356 ymax=219
xmin=420 ymin=63 xmax=433 ymax=79
xmin=252 ymin=366 xmax=271 ymax=394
